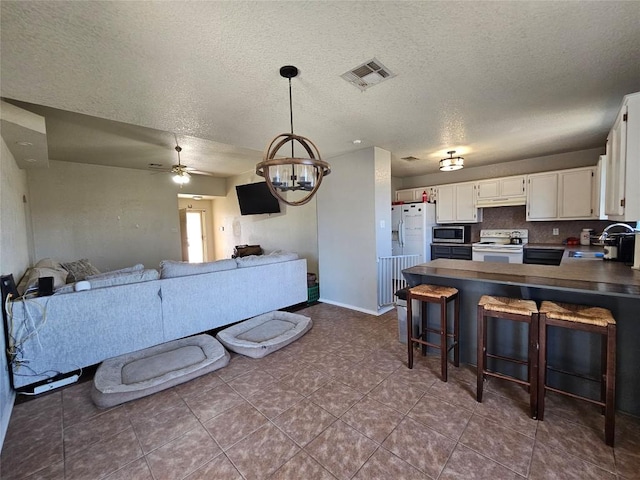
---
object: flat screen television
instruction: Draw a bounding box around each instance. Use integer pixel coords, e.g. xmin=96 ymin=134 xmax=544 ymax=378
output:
xmin=236 ymin=182 xmax=281 ymax=215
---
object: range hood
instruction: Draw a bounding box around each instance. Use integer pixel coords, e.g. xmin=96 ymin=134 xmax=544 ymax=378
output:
xmin=476 ymin=197 xmax=527 ymax=208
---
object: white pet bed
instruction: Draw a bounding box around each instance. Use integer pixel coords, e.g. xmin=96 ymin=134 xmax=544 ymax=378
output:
xmin=216 ymin=311 xmax=312 ymax=359
xmin=92 ymin=334 xmax=230 ymax=408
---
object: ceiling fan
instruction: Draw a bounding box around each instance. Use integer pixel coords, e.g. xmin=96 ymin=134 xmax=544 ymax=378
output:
xmin=148 ymin=135 xmax=215 ymax=185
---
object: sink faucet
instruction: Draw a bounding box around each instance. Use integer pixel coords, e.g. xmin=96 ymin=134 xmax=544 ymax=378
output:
xmin=598 ymin=223 xmax=637 ymax=242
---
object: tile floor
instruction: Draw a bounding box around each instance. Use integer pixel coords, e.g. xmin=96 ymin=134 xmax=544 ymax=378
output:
xmin=1 ymin=302 xmax=639 ymax=479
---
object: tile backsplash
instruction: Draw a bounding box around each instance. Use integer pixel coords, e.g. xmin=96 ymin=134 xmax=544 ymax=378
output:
xmin=468 ymin=206 xmax=621 ymax=244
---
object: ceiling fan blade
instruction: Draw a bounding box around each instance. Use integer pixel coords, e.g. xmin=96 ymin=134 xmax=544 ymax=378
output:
xmin=188 ymin=169 xmax=216 ymax=177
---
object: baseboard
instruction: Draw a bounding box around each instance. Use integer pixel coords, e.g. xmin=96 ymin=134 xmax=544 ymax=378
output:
xmin=317 ymin=298 xmax=385 ymax=316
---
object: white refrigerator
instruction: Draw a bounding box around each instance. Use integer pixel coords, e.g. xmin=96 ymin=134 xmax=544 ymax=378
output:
xmin=391 ymin=202 xmax=436 ymax=263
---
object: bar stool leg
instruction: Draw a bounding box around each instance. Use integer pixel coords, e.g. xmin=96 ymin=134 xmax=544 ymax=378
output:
xmin=453 ymin=293 xmax=460 ymax=367
xmin=476 ymin=305 xmax=485 ymax=402
xmin=537 ymin=313 xmax=547 ymax=421
xmin=407 ymin=294 xmax=414 ymax=369
xmin=440 ymin=296 xmax=447 ymax=382
xmin=600 ymin=332 xmax=607 ymax=415
xmin=529 ymin=313 xmax=539 ymax=419
xmin=421 ymin=301 xmax=428 ymax=356
xmin=605 ymin=322 xmax=616 ymax=446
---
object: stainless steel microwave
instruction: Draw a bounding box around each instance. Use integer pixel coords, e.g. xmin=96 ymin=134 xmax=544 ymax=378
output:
xmin=432 ymin=225 xmax=471 ymax=244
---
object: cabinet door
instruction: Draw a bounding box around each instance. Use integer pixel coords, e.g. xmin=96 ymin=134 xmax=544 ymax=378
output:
xmin=436 ymin=185 xmax=455 ymax=223
xmin=477 ymin=180 xmax=500 ymax=200
xmin=501 ymin=176 xmax=526 ymax=197
xmin=451 ymin=246 xmax=472 ymax=260
xmin=396 ymin=189 xmax=416 ymax=202
xmin=558 ymin=168 xmax=594 ymax=218
xmin=527 ymin=173 xmax=558 ymax=220
xmin=455 ymin=183 xmax=477 ymax=222
xmin=605 ymin=105 xmax=627 ymax=216
xmin=431 ymin=245 xmax=452 ymax=260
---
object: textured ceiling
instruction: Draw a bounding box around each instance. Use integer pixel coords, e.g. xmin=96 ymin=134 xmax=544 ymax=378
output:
xmin=1 ymin=1 xmax=639 ymax=178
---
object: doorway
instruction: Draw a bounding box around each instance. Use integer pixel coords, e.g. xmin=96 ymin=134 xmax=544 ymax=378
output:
xmin=179 ymin=208 xmax=207 ymax=262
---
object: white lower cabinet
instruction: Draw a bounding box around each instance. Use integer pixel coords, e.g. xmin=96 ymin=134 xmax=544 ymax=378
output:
xmin=436 ymin=182 xmax=481 ymax=223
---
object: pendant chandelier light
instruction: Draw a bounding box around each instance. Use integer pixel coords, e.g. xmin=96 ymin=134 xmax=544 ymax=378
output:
xmin=256 ymin=65 xmax=331 ymax=206
xmin=439 ymin=150 xmax=464 ymax=171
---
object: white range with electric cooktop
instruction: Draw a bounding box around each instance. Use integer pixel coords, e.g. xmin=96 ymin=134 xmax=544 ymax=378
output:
xmin=472 ymin=229 xmax=529 ymax=264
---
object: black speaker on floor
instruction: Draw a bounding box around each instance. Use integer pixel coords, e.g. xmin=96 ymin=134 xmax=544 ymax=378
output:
xmin=38 ymin=276 xmax=54 ymax=296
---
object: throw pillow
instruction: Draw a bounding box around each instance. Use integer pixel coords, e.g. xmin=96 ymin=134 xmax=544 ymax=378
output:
xmin=17 ymin=267 xmax=68 ymax=295
xmin=61 ymin=259 xmax=101 ymax=283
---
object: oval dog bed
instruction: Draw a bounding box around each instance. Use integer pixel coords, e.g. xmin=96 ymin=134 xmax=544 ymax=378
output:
xmin=216 ymin=311 xmax=312 ymax=358
xmin=92 ymin=334 xmax=229 ymax=408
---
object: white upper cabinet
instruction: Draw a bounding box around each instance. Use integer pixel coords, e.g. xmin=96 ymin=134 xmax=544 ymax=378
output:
xmin=527 ymin=167 xmax=599 ymax=221
xmin=395 ymin=187 xmax=436 ymax=203
xmin=558 ymin=168 xmax=595 ymax=218
xmin=476 ymin=175 xmax=526 ymax=207
xmin=396 ymin=188 xmax=419 ymax=203
xmin=436 ymin=182 xmax=482 ymax=223
xmin=605 ymin=92 xmax=639 ymax=221
xmin=527 ymin=172 xmax=558 ymax=220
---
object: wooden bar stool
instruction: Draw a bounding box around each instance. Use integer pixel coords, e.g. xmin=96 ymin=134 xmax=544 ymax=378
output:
xmin=538 ymin=301 xmax=616 ymax=446
xmin=477 ymin=295 xmax=539 ymax=419
xmin=406 ymin=284 xmax=459 ymax=382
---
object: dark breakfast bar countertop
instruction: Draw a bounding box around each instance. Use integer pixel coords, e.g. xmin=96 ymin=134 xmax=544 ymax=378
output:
xmin=402 ymin=259 xmax=640 ymax=416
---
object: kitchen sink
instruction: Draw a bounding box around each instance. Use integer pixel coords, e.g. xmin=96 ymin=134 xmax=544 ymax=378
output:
xmin=568 ymin=251 xmax=604 ymax=259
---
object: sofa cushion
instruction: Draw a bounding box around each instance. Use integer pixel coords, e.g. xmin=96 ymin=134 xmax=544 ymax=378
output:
xmin=159 ymin=259 xmax=237 ymax=279
xmin=87 ymin=264 xmax=144 ymax=280
xmin=55 ymin=269 xmax=160 ymax=294
xmin=235 ymin=251 xmax=299 ymax=268
xmin=61 ymin=259 xmax=101 ymax=283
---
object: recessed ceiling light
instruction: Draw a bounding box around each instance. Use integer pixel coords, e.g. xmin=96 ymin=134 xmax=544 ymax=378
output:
xmin=16 ymin=141 xmax=33 ymax=146
xmin=25 ymin=158 xmax=37 ymax=163
xmin=352 ymin=139 xmax=362 ymax=144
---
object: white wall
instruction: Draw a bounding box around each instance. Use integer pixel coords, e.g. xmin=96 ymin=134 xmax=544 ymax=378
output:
xmin=0 ymin=137 xmax=31 ymax=450
xmin=401 ymin=147 xmax=604 ymax=188
xmin=211 ymin=172 xmax=319 ymax=274
xmin=27 ymin=160 xmax=224 ymax=271
xmin=317 ymin=147 xmax=392 ymax=314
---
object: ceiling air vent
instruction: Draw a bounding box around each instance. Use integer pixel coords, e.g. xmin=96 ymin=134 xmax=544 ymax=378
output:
xmin=341 ymin=58 xmax=396 ymax=91
xmin=401 ymin=156 xmax=421 ymax=162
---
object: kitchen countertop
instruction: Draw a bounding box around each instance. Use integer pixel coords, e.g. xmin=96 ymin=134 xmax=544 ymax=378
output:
xmin=404 ymin=258 xmax=640 ymax=297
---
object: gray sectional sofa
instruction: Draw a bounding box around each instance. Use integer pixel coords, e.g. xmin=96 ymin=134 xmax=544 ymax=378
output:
xmin=7 ymin=254 xmax=307 ymax=389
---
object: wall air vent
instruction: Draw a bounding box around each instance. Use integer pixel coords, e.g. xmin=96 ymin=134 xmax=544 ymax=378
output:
xmin=341 ymin=58 xmax=396 ymax=91
xmin=401 ymin=156 xmax=421 ymax=162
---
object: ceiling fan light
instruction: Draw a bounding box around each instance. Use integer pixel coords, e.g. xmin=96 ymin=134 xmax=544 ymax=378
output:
xmin=439 ymin=151 xmax=464 ymax=171
xmin=172 ymin=172 xmax=190 ymax=184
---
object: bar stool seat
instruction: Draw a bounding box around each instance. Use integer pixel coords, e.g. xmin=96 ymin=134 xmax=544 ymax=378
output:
xmin=406 ymin=284 xmax=459 ymax=382
xmin=477 ymin=295 xmax=539 ymax=419
xmin=538 ymin=300 xmax=616 ymax=446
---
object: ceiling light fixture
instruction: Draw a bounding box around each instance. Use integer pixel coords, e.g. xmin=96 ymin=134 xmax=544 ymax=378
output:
xmin=439 ymin=150 xmax=464 ymax=171
xmin=256 ymin=65 xmax=331 ymax=206
xmin=172 ymin=136 xmax=190 ymax=185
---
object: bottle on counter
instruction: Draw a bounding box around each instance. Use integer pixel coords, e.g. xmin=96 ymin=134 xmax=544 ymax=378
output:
xmin=422 ymin=191 xmax=428 ymax=203
xmin=580 ymin=229 xmax=592 ymax=246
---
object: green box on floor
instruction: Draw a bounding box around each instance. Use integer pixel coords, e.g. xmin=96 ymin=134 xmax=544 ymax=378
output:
xmin=307 ymin=284 xmax=319 ymax=304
